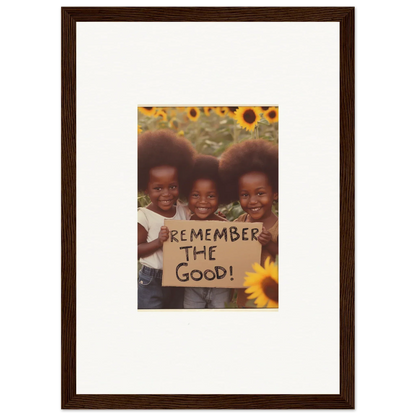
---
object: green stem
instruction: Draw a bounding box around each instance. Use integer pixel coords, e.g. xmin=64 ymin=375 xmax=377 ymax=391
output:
xmin=152 ymin=115 xmax=157 ymax=131
xmin=233 ymin=119 xmax=238 ymax=143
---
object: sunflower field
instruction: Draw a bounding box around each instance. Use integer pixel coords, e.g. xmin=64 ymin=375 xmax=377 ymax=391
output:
xmin=138 ymin=106 xmax=279 ymax=221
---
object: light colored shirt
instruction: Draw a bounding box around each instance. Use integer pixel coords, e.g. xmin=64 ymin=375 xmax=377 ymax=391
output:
xmin=137 ymin=204 xmax=188 ymax=269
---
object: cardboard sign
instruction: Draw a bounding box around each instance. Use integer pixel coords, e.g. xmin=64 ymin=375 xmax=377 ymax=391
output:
xmin=162 ymin=220 xmax=262 ymax=288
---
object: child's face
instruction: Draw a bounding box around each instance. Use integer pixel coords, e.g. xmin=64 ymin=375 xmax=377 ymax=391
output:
xmin=145 ymin=165 xmax=179 ymax=213
xmin=188 ymin=178 xmax=219 ymax=220
xmin=238 ymin=171 xmax=277 ymax=221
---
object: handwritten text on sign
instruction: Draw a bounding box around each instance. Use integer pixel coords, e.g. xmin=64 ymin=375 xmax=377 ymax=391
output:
xmin=162 ymin=220 xmax=262 ymax=288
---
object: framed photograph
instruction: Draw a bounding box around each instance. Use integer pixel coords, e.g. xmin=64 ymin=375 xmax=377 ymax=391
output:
xmin=62 ymin=7 xmax=354 ymax=409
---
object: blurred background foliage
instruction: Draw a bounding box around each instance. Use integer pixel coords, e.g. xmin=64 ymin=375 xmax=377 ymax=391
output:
xmin=138 ymin=106 xmax=278 ymax=221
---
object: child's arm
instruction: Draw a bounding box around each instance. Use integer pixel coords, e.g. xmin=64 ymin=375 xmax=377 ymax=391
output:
xmin=138 ymin=224 xmax=169 ymax=259
xmin=258 ymin=227 xmax=278 ymax=258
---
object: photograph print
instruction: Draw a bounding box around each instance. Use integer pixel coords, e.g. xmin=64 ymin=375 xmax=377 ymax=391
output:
xmin=138 ymin=106 xmax=278 ymax=309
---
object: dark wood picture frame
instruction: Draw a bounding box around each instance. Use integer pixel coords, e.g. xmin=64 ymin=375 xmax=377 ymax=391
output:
xmin=62 ymin=7 xmax=354 ymax=409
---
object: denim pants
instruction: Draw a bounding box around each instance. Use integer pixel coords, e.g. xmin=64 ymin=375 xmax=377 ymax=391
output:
xmin=184 ymin=287 xmax=231 ymax=309
xmin=138 ymin=266 xmax=184 ymax=309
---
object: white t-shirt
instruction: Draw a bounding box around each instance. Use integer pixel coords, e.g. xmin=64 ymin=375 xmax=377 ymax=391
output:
xmin=137 ymin=204 xmax=189 ymax=270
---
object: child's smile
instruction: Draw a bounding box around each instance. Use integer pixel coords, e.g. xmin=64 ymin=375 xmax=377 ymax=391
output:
xmin=238 ymin=171 xmax=277 ymax=222
xmin=146 ymin=165 xmax=179 ymax=215
xmin=188 ymin=178 xmax=219 ymax=220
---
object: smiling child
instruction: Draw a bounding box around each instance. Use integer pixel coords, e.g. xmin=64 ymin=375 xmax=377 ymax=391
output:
xmin=137 ymin=130 xmax=195 ymax=309
xmin=220 ymin=139 xmax=278 ymax=307
xmin=183 ymin=155 xmax=230 ymax=309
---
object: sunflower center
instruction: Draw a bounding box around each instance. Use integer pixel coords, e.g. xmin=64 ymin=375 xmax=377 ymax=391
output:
xmin=144 ymin=107 xmax=153 ymax=110
xmin=261 ymin=107 xmax=269 ymax=110
xmin=228 ymin=107 xmax=238 ymax=112
xmin=243 ymin=109 xmax=256 ymax=124
xmin=261 ymin=277 xmax=278 ymax=302
xmin=268 ymin=110 xmax=276 ymax=118
xmin=190 ymin=109 xmax=197 ymax=117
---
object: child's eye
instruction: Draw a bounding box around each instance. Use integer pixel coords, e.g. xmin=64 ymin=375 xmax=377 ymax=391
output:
xmin=170 ymin=185 xmax=177 ymax=190
xmin=241 ymin=193 xmax=248 ymax=197
xmin=257 ymin=192 xmax=265 ymax=196
xmin=154 ymin=187 xmax=162 ymax=191
xmin=208 ymin=195 xmax=216 ymax=199
xmin=192 ymin=193 xmax=199 ymax=198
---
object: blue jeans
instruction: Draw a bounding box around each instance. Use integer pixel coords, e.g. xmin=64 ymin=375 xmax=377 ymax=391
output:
xmin=138 ymin=266 xmax=184 ymax=309
xmin=184 ymin=287 xmax=231 ymax=309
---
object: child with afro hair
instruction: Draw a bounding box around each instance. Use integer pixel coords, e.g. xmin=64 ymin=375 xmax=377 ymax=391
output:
xmin=138 ymin=129 xmax=195 ymax=309
xmin=183 ymin=154 xmax=230 ymax=309
xmin=219 ymin=139 xmax=278 ymax=308
xmin=185 ymin=154 xmax=227 ymax=221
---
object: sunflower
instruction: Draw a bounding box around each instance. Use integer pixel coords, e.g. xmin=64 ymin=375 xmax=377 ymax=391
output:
xmin=187 ymin=107 xmax=201 ymax=122
xmin=257 ymin=106 xmax=270 ymax=112
xmin=178 ymin=130 xmax=185 ymax=136
xmin=203 ymin=107 xmax=212 ymax=116
xmin=214 ymin=106 xmax=228 ymax=117
xmin=138 ymin=107 xmax=157 ymax=117
xmin=235 ymin=107 xmax=261 ymax=132
xmin=169 ymin=117 xmax=180 ymax=130
xmin=244 ymin=257 xmax=278 ymax=308
xmin=226 ymin=106 xmax=239 ymax=119
xmin=155 ymin=109 xmax=167 ymax=122
xmin=138 ymin=125 xmax=142 ymax=134
xmin=263 ymin=107 xmax=279 ymax=124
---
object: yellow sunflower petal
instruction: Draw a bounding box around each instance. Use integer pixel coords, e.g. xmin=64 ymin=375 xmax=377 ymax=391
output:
xmin=244 ymin=280 xmax=261 ymax=290
xmin=244 ymin=273 xmax=263 ymax=284
xmin=246 ymin=288 xmax=265 ymax=299
xmin=264 ymin=256 xmax=271 ymax=270
xmin=244 ymin=279 xmax=261 ymax=288
xmin=266 ymin=264 xmax=276 ymax=279
xmin=245 ymin=271 xmax=260 ymax=279
xmin=271 ymin=266 xmax=278 ymax=282
xmin=263 ymin=258 xmax=277 ymax=279
xmin=246 ymin=292 xmax=259 ymax=299
xmin=244 ymin=286 xmax=263 ymax=296
xmin=244 ymin=285 xmax=257 ymax=293
xmin=254 ymin=294 xmax=269 ymax=308
xmin=267 ymin=299 xmax=279 ymax=308
xmin=252 ymin=262 xmax=268 ymax=276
